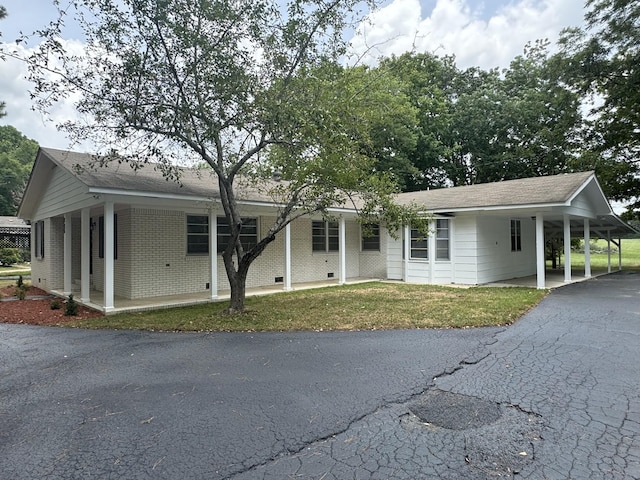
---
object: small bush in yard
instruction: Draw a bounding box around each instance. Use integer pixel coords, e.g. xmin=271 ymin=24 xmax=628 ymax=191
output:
xmin=16 ymin=285 xmax=27 ymax=300
xmin=16 ymin=275 xmax=24 ymax=288
xmin=50 ymin=298 xmax=62 ymax=310
xmin=65 ymin=294 xmax=79 ymax=316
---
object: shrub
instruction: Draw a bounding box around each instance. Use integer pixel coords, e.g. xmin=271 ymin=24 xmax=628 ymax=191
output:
xmin=64 ymin=294 xmax=79 ymax=316
xmin=0 ymin=248 xmax=22 ymax=266
xmin=16 ymin=285 xmax=27 ymax=300
xmin=16 ymin=275 xmax=24 ymax=288
xmin=50 ymin=298 xmax=62 ymax=310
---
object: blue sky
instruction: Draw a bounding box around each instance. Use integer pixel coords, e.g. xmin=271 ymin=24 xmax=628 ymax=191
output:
xmin=0 ymin=0 xmax=586 ymax=148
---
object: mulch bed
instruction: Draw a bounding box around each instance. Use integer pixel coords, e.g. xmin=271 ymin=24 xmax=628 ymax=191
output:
xmin=0 ymin=285 xmax=104 ymax=325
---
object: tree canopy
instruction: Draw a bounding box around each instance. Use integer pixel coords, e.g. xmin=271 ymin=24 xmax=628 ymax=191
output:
xmin=0 ymin=4 xmax=7 ymax=118
xmin=559 ymin=0 xmax=640 ymax=213
xmin=0 ymin=125 xmax=38 ymax=215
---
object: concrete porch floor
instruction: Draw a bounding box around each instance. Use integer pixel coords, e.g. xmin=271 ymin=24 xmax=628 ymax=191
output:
xmin=56 ymin=268 xmax=618 ymax=315
xmin=57 ymin=277 xmax=380 ymax=315
xmin=485 ymin=267 xmax=615 ymax=288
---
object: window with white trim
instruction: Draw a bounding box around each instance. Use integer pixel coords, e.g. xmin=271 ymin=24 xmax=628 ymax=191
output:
xmin=436 ymin=219 xmax=450 ymax=260
xmin=312 ymin=220 xmax=339 ymax=252
xmin=511 ymin=219 xmax=522 ymax=252
xmin=217 ymin=216 xmax=258 ymax=254
xmin=361 ymin=223 xmax=380 ymax=251
xmin=410 ymin=227 xmax=428 ymax=259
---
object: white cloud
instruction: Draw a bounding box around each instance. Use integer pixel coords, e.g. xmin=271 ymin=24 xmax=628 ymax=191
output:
xmin=0 ymin=39 xmax=91 ymax=149
xmin=350 ymin=0 xmax=585 ymax=70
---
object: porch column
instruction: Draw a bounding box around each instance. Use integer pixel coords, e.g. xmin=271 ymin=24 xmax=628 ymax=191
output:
xmin=535 ymin=214 xmax=546 ymax=289
xmin=606 ymin=230 xmax=612 ymax=274
xmin=103 ymin=202 xmax=115 ymax=312
xmin=284 ymin=222 xmax=292 ymax=291
xmin=339 ymin=217 xmax=346 ymax=285
xmin=563 ymin=215 xmax=572 ymax=282
xmin=403 ymin=225 xmax=410 ymax=281
xmin=63 ymin=213 xmax=72 ymax=295
xmin=209 ymin=212 xmax=217 ymax=299
xmin=80 ymin=208 xmax=91 ymax=303
xmin=618 ymin=236 xmax=623 ymax=271
xmin=583 ymin=219 xmax=591 ymax=278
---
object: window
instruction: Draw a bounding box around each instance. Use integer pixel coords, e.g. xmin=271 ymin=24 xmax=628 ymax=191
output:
xmin=98 ymin=215 xmax=118 ymax=259
xmin=410 ymin=227 xmax=428 ymax=259
xmin=410 ymin=219 xmax=450 ymax=260
xmin=361 ymin=223 xmax=380 ymax=251
xmin=34 ymin=220 xmax=44 ymax=258
xmin=217 ymin=216 xmax=258 ymax=254
xmin=436 ymin=219 xmax=450 ymax=260
xmin=312 ymin=220 xmax=339 ymax=252
xmin=511 ymin=219 xmax=522 ymax=252
xmin=187 ymin=215 xmax=209 ymax=255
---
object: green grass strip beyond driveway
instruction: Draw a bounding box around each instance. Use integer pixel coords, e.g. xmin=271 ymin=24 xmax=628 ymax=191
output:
xmin=66 ymin=282 xmax=548 ymax=332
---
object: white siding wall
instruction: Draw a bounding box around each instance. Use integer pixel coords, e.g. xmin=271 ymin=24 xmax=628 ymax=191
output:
xmin=451 ymin=215 xmax=478 ymax=285
xmin=476 ymin=216 xmax=536 ymax=284
xmin=34 ymin=166 xmax=90 ymax=220
xmin=386 ymin=233 xmax=403 ymax=280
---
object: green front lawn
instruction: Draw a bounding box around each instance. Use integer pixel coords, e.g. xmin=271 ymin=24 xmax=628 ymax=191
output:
xmin=65 ymin=282 xmax=548 ymax=332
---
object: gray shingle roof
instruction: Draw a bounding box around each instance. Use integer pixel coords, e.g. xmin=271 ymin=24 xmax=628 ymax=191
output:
xmin=40 ymin=147 xmax=277 ymax=203
xmin=395 ymin=171 xmax=596 ymax=211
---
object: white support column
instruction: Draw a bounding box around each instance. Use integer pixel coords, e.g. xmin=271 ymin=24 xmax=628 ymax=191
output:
xmin=80 ymin=208 xmax=90 ymax=303
xmin=618 ymin=237 xmax=623 ymax=271
xmin=339 ymin=217 xmax=346 ymax=285
xmin=63 ymin=213 xmax=72 ymax=296
xmin=536 ymin=214 xmax=546 ymax=289
xmin=563 ymin=215 xmax=572 ymax=283
xmin=103 ymin=202 xmax=115 ymax=312
xmin=284 ymin=222 xmax=292 ymax=291
xmin=584 ymin=219 xmax=591 ymax=278
xmin=606 ymin=230 xmax=612 ymax=274
xmin=209 ymin=212 xmax=218 ymax=299
xmin=403 ymin=225 xmax=410 ymax=282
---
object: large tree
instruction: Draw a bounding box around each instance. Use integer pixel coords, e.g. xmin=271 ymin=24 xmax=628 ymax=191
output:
xmin=19 ymin=0 xmax=426 ymax=312
xmin=559 ymin=0 xmax=640 ymax=211
xmin=0 ymin=125 xmax=38 ymax=215
xmin=0 ymin=4 xmax=7 ymax=117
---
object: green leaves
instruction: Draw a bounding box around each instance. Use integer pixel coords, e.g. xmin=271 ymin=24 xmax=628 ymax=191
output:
xmin=0 ymin=126 xmax=38 ymax=215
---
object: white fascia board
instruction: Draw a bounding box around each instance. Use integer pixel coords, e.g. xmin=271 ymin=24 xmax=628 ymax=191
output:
xmin=421 ymin=203 xmax=564 ymax=215
xmin=88 ymin=187 xmax=291 ymax=210
xmin=567 ymin=175 xmax=614 ymax=214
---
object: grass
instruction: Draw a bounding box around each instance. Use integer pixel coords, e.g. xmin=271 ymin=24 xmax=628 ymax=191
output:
xmin=65 ymin=282 xmax=548 ymax=332
xmin=569 ymin=238 xmax=640 ymax=270
xmin=0 ymin=265 xmax=31 ymax=278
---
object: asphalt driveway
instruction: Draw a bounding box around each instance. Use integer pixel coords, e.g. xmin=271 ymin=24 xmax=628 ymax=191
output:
xmin=1 ymin=271 xmax=639 ymax=479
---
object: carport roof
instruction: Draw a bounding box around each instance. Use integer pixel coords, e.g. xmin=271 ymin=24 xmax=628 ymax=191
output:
xmin=396 ymin=171 xmax=596 ymax=210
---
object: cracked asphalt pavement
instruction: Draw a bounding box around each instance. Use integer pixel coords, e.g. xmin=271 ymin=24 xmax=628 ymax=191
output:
xmin=1 ymin=271 xmax=639 ymax=479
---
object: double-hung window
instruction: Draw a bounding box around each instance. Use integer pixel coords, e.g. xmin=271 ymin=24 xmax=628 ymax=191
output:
xmin=436 ymin=219 xmax=450 ymax=260
xmin=361 ymin=223 xmax=380 ymax=252
xmin=312 ymin=221 xmax=339 ymax=252
xmin=410 ymin=227 xmax=429 ymax=259
xmin=217 ymin=216 xmax=258 ymax=254
xmin=186 ymin=215 xmax=209 ymax=255
xmin=34 ymin=220 xmax=45 ymax=259
xmin=511 ymin=219 xmax=522 ymax=252
xmin=410 ymin=219 xmax=450 ymax=260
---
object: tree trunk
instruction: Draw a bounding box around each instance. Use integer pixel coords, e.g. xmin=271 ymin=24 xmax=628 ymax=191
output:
xmin=227 ymin=273 xmax=247 ymax=313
